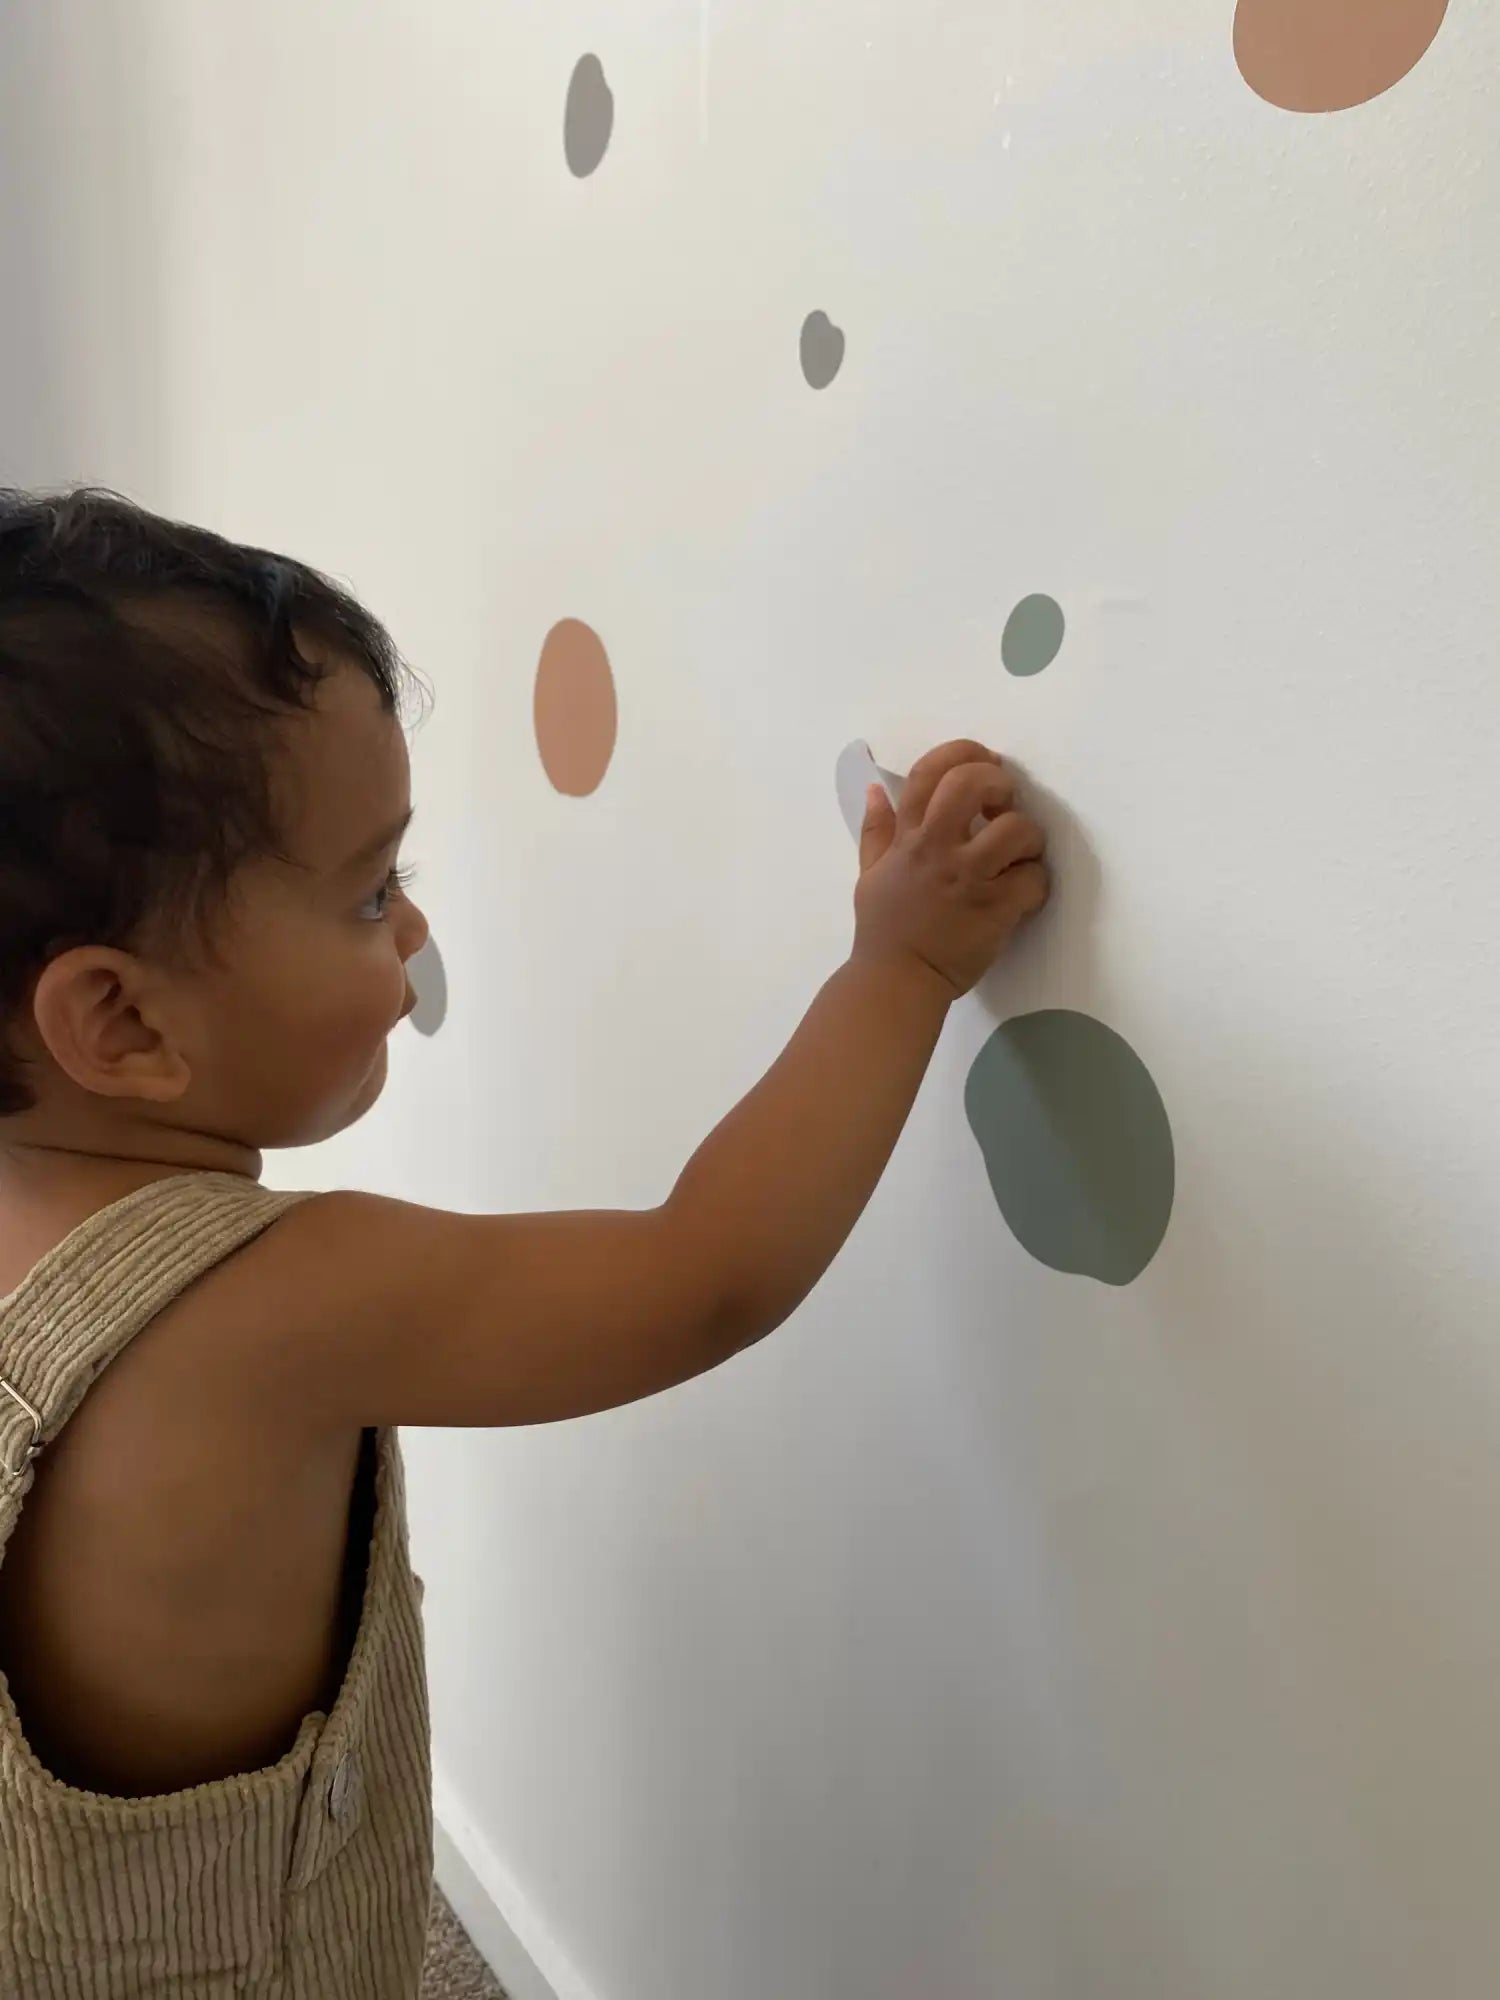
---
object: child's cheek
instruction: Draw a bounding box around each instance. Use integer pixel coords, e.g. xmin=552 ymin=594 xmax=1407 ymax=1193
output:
xmin=347 ymin=949 xmax=411 ymax=1048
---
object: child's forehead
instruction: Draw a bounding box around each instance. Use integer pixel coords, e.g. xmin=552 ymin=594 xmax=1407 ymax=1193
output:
xmin=275 ymin=659 xmax=409 ymax=865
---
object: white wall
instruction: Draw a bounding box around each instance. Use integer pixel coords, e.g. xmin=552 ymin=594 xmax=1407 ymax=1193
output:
xmin=5 ymin=5 xmax=1499 ymax=1997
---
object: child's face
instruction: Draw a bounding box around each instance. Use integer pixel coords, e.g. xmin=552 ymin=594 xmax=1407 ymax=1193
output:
xmin=170 ymin=653 xmax=429 ymax=1150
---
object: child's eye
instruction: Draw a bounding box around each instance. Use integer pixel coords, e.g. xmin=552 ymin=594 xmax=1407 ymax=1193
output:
xmin=359 ymin=864 xmax=416 ymax=922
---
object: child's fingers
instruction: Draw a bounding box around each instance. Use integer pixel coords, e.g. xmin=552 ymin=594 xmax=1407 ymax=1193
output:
xmin=966 ymin=810 xmax=1045 ymax=879
xmin=994 ymin=859 xmax=1051 ymax=917
xmin=922 ymin=763 xmax=1017 ymax=844
xmin=858 ymin=784 xmax=898 ymax=871
xmin=897 ymin=741 xmax=1003 ymax=832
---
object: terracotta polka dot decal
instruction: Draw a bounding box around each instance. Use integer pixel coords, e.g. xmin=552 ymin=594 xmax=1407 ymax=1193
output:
xmin=1234 ymin=0 xmax=1449 ymax=113
xmin=965 ymin=1010 xmax=1175 ymax=1286
xmin=534 ymin=618 xmax=617 ymax=797
xmin=564 ymin=55 xmax=614 ymax=176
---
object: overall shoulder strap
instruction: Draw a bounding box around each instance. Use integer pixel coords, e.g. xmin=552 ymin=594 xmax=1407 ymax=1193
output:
xmin=0 ymin=1173 xmax=310 ymax=1533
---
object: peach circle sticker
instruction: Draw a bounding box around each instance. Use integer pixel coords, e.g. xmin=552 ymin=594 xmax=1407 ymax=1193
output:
xmin=1234 ymin=0 xmax=1449 ymax=114
xmin=534 ymin=618 xmax=617 ymax=797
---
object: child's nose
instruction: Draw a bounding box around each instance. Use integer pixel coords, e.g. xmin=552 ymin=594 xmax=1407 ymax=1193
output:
xmin=398 ymin=896 xmax=431 ymax=962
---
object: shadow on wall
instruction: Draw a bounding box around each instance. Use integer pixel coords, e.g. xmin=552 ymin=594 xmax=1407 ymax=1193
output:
xmin=0 ymin=5 xmax=168 ymax=490
xmin=0 ymin=12 xmax=68 ymax=481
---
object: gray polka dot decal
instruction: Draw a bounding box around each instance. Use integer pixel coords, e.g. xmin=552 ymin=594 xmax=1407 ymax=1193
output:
xmin=800 ymin=311 xmax=845 ymax=390
xmin=407 ymin=937 xmax=448 ymax=1038
xmin=564 ymin=54 xmax=614 ymax=178
xmin=965 ymin=1010 xmax=1174 ymax=1285
xmin=1002 ymin=594 xmax=1066 ymax=677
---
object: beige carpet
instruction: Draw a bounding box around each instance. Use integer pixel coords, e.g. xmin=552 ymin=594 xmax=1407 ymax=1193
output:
xmin=421 ymin=1889 xmax=509 ymax=1998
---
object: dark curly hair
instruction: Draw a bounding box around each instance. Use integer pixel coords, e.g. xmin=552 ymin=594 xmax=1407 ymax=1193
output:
xmin=0 ymin=487 xmax=421 ymax=1116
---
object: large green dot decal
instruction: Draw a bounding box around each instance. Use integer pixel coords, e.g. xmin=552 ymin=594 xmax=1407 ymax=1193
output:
xmin=965 ymin=1010 xmax=1174 ymax=1286
xmin=1002 ymin=594 xmax=1065 ymax=677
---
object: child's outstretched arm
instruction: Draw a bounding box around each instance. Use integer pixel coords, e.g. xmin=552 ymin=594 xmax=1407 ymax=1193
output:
xmin=276 ymin=741 xmax=1048 ymax=1429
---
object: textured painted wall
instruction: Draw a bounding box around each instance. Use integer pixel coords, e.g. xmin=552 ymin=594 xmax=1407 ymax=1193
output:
xmin=3 ymin=4 xmax=1497 ymax=1998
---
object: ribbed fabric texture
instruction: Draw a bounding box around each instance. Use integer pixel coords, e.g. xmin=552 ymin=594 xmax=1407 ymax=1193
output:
xmin=0 ymin=1173 xmax=434 ymax=1998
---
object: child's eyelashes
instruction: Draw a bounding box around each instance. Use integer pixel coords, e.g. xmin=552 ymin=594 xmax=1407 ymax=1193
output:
xmin=358 ymin=863 xmax=417 ymax=922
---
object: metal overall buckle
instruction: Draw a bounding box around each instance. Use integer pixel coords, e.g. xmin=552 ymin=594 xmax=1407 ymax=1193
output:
xmin=0 ymin=1375 xmax=43 ymax=1484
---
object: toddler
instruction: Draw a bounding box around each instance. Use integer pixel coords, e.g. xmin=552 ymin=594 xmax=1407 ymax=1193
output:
xmin=0 ymin=488 xmax=1048 ymax=1998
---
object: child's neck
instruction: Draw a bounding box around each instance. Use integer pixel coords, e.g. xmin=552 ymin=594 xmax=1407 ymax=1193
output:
xmin=0 ymin=1105 xmax=262 ymax=1208
xmin=0 ymin=1124 xmax=261 ymax=1294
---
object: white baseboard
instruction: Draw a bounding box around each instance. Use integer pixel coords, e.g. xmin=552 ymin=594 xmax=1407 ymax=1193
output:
xmin=431 ymin=1762 xmax=595 ymax=2000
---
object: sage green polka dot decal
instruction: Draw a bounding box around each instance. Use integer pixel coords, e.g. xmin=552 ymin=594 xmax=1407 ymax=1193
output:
xmin=1002 ymin=594 xmax=1065 ymax=677
xmin=800 ymin=311 xmax=845 ymax=390
xmin=407 ymin=937 xmax=448 ymax=1038
xmin=565 ymin=55 xmax=614 ymax=178
xmin=965 ymin=1010 xmax=1174 ymax=1285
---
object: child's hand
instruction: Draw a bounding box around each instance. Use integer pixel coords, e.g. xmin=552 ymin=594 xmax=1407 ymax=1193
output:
xmin=293 ymin=739 xmax=1051 ymax=1436
xmin=853 ymin=740 xmax=1049 ymax=997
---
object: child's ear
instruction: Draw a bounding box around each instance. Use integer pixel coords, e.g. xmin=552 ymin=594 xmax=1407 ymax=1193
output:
xmin=29 ymin=947 xmax=192 ymax=1104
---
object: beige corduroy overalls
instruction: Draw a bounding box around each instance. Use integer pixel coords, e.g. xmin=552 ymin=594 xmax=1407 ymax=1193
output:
xmin=0 ymin=1172 xmax=434 ymax=1998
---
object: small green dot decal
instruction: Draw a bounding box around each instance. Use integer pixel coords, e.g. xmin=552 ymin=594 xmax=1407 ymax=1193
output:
xmin=1002 ymin=595 xmax=1065 ymax=678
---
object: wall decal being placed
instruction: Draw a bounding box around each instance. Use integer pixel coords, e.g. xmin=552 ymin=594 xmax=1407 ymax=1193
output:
xmin=965 ymin=1010 xmax=1175 ymax=1286
xmin=407 ymin=937 xmax=448 ymax=1038
xmin=835 ymin=740 xmax=904 ymax=842
xmin=1233 ymin=0 xmax=1449 ymax=113
xmin=800 ymin=311 xmax=846 ymax=390
xmin=564 ymin=54 xmax=614 ymax=176
xmin=1002 ymin=594 xmax=1066 ymax=678
xmin=534 ymin=618 xmax=618 ymax=797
